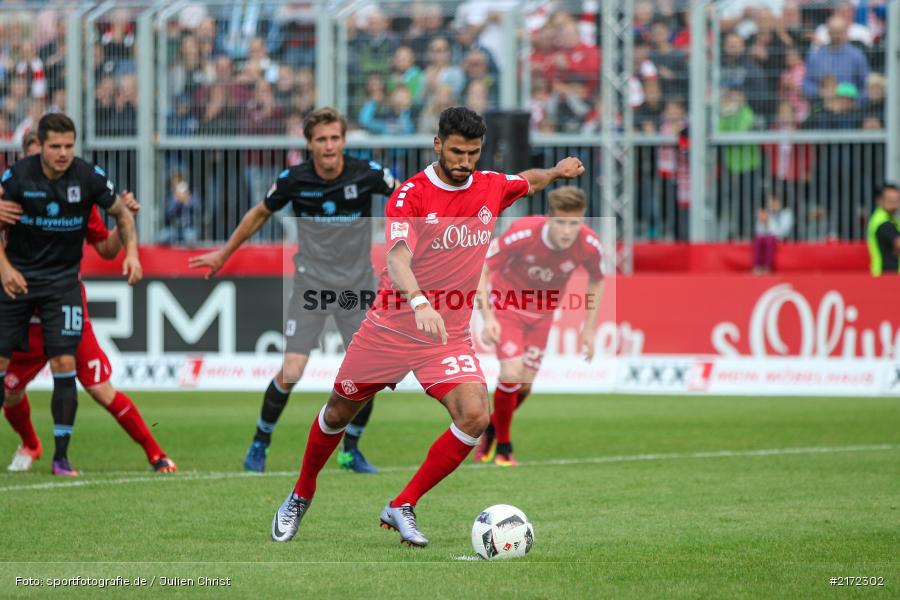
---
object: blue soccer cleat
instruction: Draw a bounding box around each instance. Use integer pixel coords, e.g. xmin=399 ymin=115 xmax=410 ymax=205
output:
xmin=244 ymin=439 xmax=269 ymax=472
xmin=337 ymin=448 xmax=378 ymax=473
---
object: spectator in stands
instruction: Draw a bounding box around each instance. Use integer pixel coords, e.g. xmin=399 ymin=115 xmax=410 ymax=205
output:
xmin=349 ymin=8 xmax=397 ymax=79
xmin=159 ymin=171 xmax=199 ymax=246
xmin=359 ymin=78 xmax=415 ymax=136
xmin=867 ymin=184 xmax=900 ymax=276
xmin=649 ymin=21 xmax=687 ymax=101
xmin=167 ymin=93 xmax=198 ymax=136
xmin=545 ymin=79 xmax=592 ymax=134
xmin=864 ymin=72 xmax=885 ymax=125
xmin=274 ymin=64 xmax=295 ymax=110
xmin=453 ymin=0 xmax=518 ymax=71
xmin=658 ymin=99 xmax=689 ymax=240
xmin=12 ymin=98 xmax=46 ymax=145
xmin=112 ymin=74 xmax=138 ymax=136
xmin=720 ymin=32 xmax=767 ymax=117
xmin=38 ymin=17 xmax=67 ymax=96
xmin=170 ymin=35 xmax=206 ymax=99
xmin=461 ymin=49 xmax=498 ymax=110
xmin=765 ymin=102 xmax=812 ymax=210
xmin=16 ymin=41 xmax=47 ymax=100
xmin=417 ymin=84 xmax=456 ymax=133
xmin=633 ymin=1 xmax=656 ymax=45
xmin=405 ymin=3 xmax=447 ymax=62
xmin=552 ymin=17 xmax=601 ymax=97
xmin=198 ymin=82 xmax=235 ymax=134
xmin=806 ymin=82 xmax=862 ymax=129
xmin=753 ymin=195 xmax=794 ymax=274
xmin=803 ymin=15 xmax=870 ymax=106
xmin=1 ymin=76 xmax=29 ymax=126
xmin=779 ymin=46 xmax=808 ymax=124
xmin=529 ymin=77 xmax=554 ymax=133
xmin=241 ymin=80 xmax=284 ymax=135
xmin=635 ymin=77 xmax=664 ymax=134
xmin=422 ymin=37 xmax=465 ymax=100
xmin=387 ymin=46 xmax=425 ymax=104
xmin=290 ymin=67 xmax=316 ymax=120
xmin=746 ymin=8 xmax=793 ymax=122
xmin=719 ymin=87 xmax=762 ymax=236
xmin=94 ymin=75 xmax=116 ymax=137
xmin=98 ymin=9 xmax=136 ymax=78
xmin=812 ymin=1 xmax=873 ymax=48
xmin=464 ymin=79 xmax=491 ymax=116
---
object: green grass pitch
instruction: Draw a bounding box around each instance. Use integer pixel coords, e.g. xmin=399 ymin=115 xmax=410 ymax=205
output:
xmin=0 ymin=391 xmax=898 ymax=598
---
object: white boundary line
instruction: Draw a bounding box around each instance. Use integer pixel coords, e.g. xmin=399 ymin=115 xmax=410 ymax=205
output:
xmin=0 ymin=444 xmax=895 ymax=494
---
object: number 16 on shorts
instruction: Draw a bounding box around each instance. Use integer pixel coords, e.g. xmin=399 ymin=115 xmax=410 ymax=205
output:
xmin=61 ymin=305 xmax=83 ymax=336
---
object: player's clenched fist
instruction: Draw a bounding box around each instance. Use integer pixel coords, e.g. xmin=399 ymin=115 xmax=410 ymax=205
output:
xmin=415 ymin=302 xmax=448 ymax=345
xmin=188 ymin=250 xmax=226 ymax=279
xmin=554 ymin=157 xmax=585 ymax=179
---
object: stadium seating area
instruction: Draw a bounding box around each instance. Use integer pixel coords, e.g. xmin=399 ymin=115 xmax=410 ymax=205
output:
xmin=0 ymin=1 xmax=895 ymax=248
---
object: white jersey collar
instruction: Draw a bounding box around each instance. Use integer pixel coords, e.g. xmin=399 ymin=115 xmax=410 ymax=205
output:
xmin=425 ymin=163 xmax=473 ymax=191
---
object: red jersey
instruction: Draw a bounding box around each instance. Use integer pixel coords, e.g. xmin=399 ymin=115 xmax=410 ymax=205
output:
xmin=368 ymin=165 xmax=530 ymax=344
xmin=486 ymin=215 xmax=604 ymax=315
xmin=85 ymin=205 xmax=111 ymax=245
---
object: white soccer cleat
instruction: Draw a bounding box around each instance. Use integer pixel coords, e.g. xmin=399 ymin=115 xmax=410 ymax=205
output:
xmin=7 ymin=444 xmax=41 ymax=472
xmin=380 ymin=503 xmax=429 ymax=547
xmin=271 ymin=492 xmax=311 ymax=542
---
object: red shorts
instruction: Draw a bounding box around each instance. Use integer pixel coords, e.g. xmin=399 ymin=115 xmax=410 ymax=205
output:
xmin=494 ymin=310 xmax=553 ymax=372
xmin=333 ymin=319 xmax=486 ymax=401
xmin=4 ymin=319 xmax=113 ymax=392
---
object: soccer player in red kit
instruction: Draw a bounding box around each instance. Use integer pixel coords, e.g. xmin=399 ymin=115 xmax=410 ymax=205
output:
xmin=475 ymin=186 xmax=604 ymax=466
xmin=271 ymin=107 xmax=585 ymax=546
xmin=0 ymin=132 xmax=176 ymax=474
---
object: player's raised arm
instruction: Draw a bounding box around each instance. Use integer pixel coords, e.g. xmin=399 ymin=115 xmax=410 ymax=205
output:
xmin=387 ymin=242 xmax=447 ymax=345
xmin=518 ymin=157 xmax=585 ymax=197
xmin=188 ymin=201 xmax=274 ymax=279
xmin=106 ymin=197 xmax=142 ymax=285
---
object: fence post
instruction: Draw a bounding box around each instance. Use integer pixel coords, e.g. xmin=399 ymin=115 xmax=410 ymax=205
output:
xmin=66 ymin=7 xmax=85 ymax=156
xmin=689 ymin=0 xmax=709 ymax=242
xmin=887 ymin=0 xmax=900 ymax=182
xmin=316 ymin=0 xmax=335 ymax=108
xmin=136 ymin=9 xmax=156 ymax=238
xmin=499 ymin=8 xmax=518 ymax=110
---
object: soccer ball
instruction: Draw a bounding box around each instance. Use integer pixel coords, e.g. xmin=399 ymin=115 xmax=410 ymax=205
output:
xmin=471 ymin=504 xmax=534 ymax=560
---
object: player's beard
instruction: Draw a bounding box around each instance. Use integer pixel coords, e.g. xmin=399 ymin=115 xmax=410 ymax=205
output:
xmin=437 ymin=156 xmax=472 ymax=185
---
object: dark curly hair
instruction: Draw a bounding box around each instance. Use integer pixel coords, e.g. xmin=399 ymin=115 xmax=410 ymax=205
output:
xmin=437 ymin=106 xmax=486 ymax=141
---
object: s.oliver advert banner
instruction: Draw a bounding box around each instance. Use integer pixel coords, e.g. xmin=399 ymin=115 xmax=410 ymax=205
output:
xmin=20 ymin=274 xmax=900 ymax=395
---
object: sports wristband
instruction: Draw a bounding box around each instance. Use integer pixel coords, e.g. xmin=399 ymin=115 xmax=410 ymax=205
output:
xmin=410 ymin=294 xmax=430 ymax=310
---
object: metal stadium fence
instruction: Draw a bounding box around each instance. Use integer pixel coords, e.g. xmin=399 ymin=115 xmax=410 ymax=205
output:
xmin=0 ymin=0 xmax=898 ymax=269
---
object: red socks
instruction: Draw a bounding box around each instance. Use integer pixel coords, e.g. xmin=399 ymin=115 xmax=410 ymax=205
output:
xmin=293 ymin=406 xmax=345 ymax=499
xmin=492 ymin=382 xmax=522 ymax=444
xmin=105 ymin=391 xmax=164 ymax=462
xmin=392 ymin=424 xmax=479 ymax=507
xmin=3 ymin=394 xmax=41 ymax=450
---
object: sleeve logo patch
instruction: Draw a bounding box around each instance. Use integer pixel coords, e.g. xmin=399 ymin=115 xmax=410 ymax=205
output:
xmin=390 ymin=222 xmax=410 ymax=240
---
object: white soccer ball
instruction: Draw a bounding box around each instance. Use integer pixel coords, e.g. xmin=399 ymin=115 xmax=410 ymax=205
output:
xmin=471 ymin=504 xmax=534 ymax=560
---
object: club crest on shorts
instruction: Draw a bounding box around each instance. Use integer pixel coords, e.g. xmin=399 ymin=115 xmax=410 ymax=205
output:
xmin=478 ymin=206 xmax=492 ymax=225
xmin=341 ymin=379 xmax=358 ymax=395
xmin=67 ymin=186 xmax=81 ymax=203
xmin=285 ymin=319 xmax=296 ymax=336
xmin=502 ymin=341 xmax=519 ymax=356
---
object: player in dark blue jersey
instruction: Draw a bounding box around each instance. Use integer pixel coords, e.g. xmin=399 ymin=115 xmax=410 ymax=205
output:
xmin=0 ymin=113 xmax=142 ymax=476
xmin=190 ymin=107 xmax=396 ymax=474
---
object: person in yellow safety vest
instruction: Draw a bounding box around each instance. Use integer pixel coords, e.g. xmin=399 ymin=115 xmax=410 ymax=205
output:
xmin=867 ymin=183 xmax=900 ymax=276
